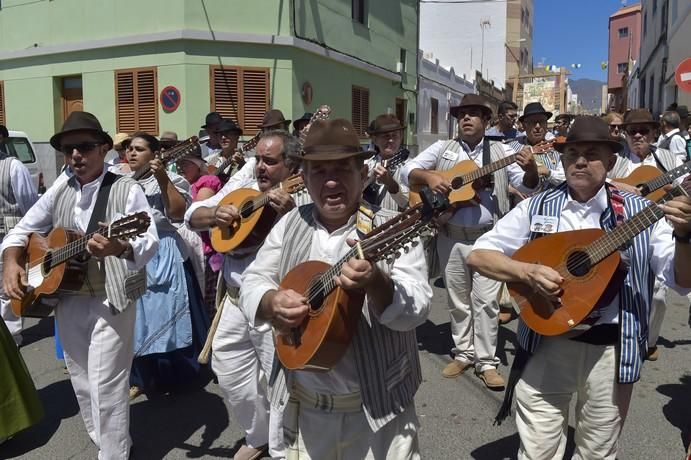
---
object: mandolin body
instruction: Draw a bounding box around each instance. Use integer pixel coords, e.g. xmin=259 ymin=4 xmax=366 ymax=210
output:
xmin=275 ymin=260 xmax=365 ymax=371
xmin=507 ymin=229 xmax=621 ymax=336
xmin=210 ymin=188 xmax=277 ymax=253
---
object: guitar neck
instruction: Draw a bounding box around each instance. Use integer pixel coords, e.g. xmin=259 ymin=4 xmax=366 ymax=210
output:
xmin=642 ymin=161 xmax=691 ymax=194
xmin=47 ymin=228 xmax=105 ymax=269
xmin=461 ymin=153 xmax=518 ymax=183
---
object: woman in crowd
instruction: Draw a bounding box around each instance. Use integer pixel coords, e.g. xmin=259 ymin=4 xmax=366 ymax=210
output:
xmin=126 ymin=133 xmax=209 ymax=399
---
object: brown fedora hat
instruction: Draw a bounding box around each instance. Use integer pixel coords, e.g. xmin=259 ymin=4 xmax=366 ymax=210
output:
xmin=621 ymin=108 xmax=659 ymax=127
xmin=450 ymin=94 xmax=493 ymax=119
xmin=258 ymin=109 xmax=291 ymax=129
xmin=553 ymin=116 xmax=624 ymax=153
xmin=366 ymin=114 xmax=406 ymax=135
xmin=50 ymin=111 xmax=113 ymax=150
xmin=297 ymin=118 xmax=375 ymax=161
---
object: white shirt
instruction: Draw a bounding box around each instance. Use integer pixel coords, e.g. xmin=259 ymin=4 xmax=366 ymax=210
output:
xmin=2 ymin=166 xmax=159 ymax=273
xmin=400 ymin=138 xmax=535 ymax=227
xmin=473 ymin=185 xmax=689 ymax=325
xmin=239 ymin=210 xmax=433 ymax=394
xmin=4 ymin=156 xmax=38 ymax=214
xmin=657 ymin=128 xmax=687 ymax=158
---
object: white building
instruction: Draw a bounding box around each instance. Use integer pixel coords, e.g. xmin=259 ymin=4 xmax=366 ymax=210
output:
xmin=417 ymin=52 xmax=475 ymax=151
xmin=664 ymin=0 xmax=691 ymax=108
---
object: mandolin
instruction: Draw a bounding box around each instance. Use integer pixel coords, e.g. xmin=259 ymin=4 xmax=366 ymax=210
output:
xmin=611 ymin=161 xmax=691 ymax=202
xmin=208 ymin=133 xmax=261 ymax=180
xmin=275 ymin=188 xmax=449 ymax=371
xmin=508 ymin=182 xmax=690 ymax=336
xmin=408 ymin=140 xmax=555 ymax=206
xmin=209 ymin=106 xmax=331 ymax=253
xmin=11 ymin=212 xmax=151 ymax=317
xmin=362 ymin=147 xmax=410 ymax=190
xmin=132 ymin=136 xmax=203 ymax=181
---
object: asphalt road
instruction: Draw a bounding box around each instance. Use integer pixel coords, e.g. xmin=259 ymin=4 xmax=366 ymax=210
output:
xmin=2 ymin=282 xmax=690 ymax=460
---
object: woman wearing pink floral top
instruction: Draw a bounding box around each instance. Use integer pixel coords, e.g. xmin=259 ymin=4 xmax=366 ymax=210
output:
xmin=177 ymin=153 xmax=223 ymax=312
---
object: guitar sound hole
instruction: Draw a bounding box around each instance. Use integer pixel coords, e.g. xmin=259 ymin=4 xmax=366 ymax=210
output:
xmin=309 ymin=289 xmax=325 ymax=312
xmin=41 ymin=251 xmax=53 ymax=275
xmin=450 ymin=176 xmax=464 ymax=189
xmin=566 ymin=250 xmax=591 ymax=277
xmin=240 ymin=202 xmax=255 ymax=219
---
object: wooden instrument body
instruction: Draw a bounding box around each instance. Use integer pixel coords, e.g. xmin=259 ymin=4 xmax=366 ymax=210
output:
xmin=507 ymin=229 xmax=621 ymax=336
xmin=209 ymin=188 xmax=278 ymax=253
xmin=409 ymin=160 xmax=481 ymax=206
xmin=11 ymin=228 xmax=85 ymax=317
xmin=612 ymin=165 xmax=664 ymax=201
xmin=275 ymin=261 xmax=365 ymax=371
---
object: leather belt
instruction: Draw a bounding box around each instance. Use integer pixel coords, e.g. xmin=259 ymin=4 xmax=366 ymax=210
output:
xmin=441 ymin=223 xmax=493 ymax=242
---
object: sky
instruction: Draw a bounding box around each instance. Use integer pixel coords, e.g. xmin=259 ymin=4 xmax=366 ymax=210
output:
xmin=533 ymin=0 xmax=639 ymax=82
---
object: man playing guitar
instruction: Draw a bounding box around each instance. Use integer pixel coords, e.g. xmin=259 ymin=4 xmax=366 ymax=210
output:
xmin=1 ymin=112 xmax=159 ymax=460
xmin=468 ymin=116 xmax=691 ymax=459
xmin=185 ymin=130 xmax=306 ymax=459
xmin=401 ymin=94 xmax=539 ymax=389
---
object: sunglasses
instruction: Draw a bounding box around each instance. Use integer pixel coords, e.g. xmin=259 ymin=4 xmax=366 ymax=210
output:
xmin=61 ymin=142 xmax=102 ymax=155
xmin=609 ymin=124 xmax=622 ymax=131
xmin=626 ymin=126 xmax=650 ymax=136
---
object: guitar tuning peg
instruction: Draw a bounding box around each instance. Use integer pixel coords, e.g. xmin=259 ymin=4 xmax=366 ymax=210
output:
xmin=403 ymin=246 xmax=410 ymax=254
xmin=411 ymin=241 xmax=419 ymax=247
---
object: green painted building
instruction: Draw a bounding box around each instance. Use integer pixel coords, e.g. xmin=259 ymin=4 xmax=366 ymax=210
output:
xmin=0 ymin=0 xmax=419 ymax=182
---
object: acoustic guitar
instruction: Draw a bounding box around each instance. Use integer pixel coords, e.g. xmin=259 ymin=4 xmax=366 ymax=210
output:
xmin=611 ymin=161 xmax=691 ymax=202
xmin=209 ymin=106 xmax=331 ymax=253
xmin=11 ymin=212 xmax=151 ymax=317
xmin=275 ymin=188 xmax=449 ymax=371
xmin=507 ymin=182 xmax=690 ymax=336
xmin=408 ymin=140 xmax=555 ymax=206
xmin=132 ymin=136 xmax=203 ymax=181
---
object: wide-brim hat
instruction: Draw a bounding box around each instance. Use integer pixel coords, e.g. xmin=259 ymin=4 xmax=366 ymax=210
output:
xmin=295 ymin=118 xmax=375 ymax=161
xmin=113 ymin=132 xmax=132 ymax=150
xmin=519 ymin=102 xmax=553 ymax=122
xmin=259 ymin=109 xmax=291 ymax=129
xmin=176 ymin=152 xmax=206 ymax=169
xmin=292 ymin=113 xmax=313 ymax=131
xmin=202 ymin=112 xmax=223 ymax=129
xmin=553 ymin=116 xmax=624 ymax=153
xmin=449 ymin=94 xmax=493 ymax=119
xmin=554 ymin=113 xmax=575 ymax=123
xmin=213 ymin=119 xmax=243 ymax=136
xmin=50 ymin=111 xmax=113 ymax=150
xmin=366 ymin=113 xmax=406 ymax=135
xmin=621 ymin=108 xmax=659 ymax=127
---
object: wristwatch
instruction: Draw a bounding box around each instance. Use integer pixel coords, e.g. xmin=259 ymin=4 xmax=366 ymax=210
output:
xmin=118 ymin=242 xmax=134 ymax=260
xmin=673 ymin=232 xmax=691 ymax=244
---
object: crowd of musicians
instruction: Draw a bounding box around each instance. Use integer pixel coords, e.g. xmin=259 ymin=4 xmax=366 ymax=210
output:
xmin=1 ymin=93 xmax=690 ymax=460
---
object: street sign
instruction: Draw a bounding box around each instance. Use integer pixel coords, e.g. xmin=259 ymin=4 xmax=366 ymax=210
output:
xmin=160 ymin=86 xmax=181 ymax=113
xmin=675 ymin=58 xmax=691 ymax=93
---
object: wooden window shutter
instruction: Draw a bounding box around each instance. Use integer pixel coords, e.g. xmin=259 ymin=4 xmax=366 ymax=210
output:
xmin=210 ymin=66 xmax=269 ymax=136
xmin=351 ymin=86 xmax=369 ymax=137
xmin=115 ymin=67 xmax=158 ymax=135
xmin=0 ymin=81 xmax=6 ymax=126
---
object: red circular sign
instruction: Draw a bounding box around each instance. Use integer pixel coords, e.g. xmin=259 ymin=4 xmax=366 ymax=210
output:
xmin=160 ymin=86 xmax=181 ymax=112
xmin=675 ymin=58 xmax=691 ymax=93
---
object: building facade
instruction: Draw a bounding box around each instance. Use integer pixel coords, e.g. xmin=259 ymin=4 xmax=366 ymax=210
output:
xmin=0 ymin=0 xmax=419 ymax=183
xmin=417 ymin=52 xmax=475 ymax=151
xmin=607 ymin=4 xmax=642 ymax=112
xmin=663 ymin=0 xmax=691 ymax=109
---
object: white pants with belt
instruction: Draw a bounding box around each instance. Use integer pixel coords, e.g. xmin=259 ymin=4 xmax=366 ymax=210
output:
xmin=515 ymin=335 xmax=634 ymax=460
xmin=56 ymin=295 xmax=136 ymax=460
xmin=211 ymin=293 xmax=284 ymax=458
xmin=437 ymin=233 xmax=501 ymax=371
xmin=0 ymin=256 xmax=23 ymax=344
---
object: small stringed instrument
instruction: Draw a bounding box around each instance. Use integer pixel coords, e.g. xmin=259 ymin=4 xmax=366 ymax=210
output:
xmin=275 ymin=189 xmax=449 ymax=371
xmin=11 ymin=212 xmax=151 ymax=317
xmin=132 ymin=136 xmax=203 ymax=181
xmin=612 ymin=161 xmax=691 ymax=202
xmin=208 ymin=133 xmax=261 ymax=179
xmin=209 ymin=106 xmax=331 ymax=253
xmin=508 ymin=182 xmax=690 ymax=336
xmin=362 ymin=147 xmax=410 ymax=190
xmin=408 ymin=140 xmax=555 ymax=206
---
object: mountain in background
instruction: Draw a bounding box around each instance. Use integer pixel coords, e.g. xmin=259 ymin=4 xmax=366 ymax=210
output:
xmin=569 ymin=78 xmax=605 ymax=113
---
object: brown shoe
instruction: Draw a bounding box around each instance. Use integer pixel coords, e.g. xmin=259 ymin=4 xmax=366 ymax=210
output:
xmin=234 ymin=444 xmax=268 ymax=460
xmin=646 ymin=346 xmax=660 ymax=361
xmin=442 ymin=360 xmax=472 ymax=378
xmin=477 ymin=368 xmax=505 ymax=390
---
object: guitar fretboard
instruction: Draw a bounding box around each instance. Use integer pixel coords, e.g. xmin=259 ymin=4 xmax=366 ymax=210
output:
xmin=455 ymin=153 xmax=518 ymax=185
xmin=643 ymin=161 xmax=691 ymax=193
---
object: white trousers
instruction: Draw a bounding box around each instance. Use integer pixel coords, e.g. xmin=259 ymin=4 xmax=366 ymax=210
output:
xmin=437 ymin=233 xmax=501 ymax=371
xmin=211 ymin=294 xmax=284 ymax=458
xmin=0 ymin=256 xmax=23 ymax=344
xmin=648 ymin=281 xmax=667 ymax=347
xmin=515 ymin=336 xmax=633 ymax=460
xmin=286 ymin=402 xmax=420 ymax=460
xmin=56 ymin=295 xmax=136 ymax=460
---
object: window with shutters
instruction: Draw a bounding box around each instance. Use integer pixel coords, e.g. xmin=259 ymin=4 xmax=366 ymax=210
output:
xmin=351 ymin=86 xmax=370 ymax=138
xmin=210 ymin=66 xmax=270 ymax=136
xmin=0 ymin=81 xmax=5 ymax=126
xmin=115 ymin=67 xmax=158 ymax=135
